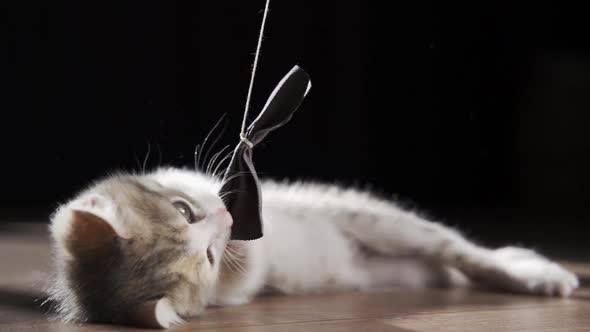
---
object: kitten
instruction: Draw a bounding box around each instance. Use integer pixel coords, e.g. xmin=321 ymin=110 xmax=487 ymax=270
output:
xmin=47 ymin=167 xmax=579 ymax=328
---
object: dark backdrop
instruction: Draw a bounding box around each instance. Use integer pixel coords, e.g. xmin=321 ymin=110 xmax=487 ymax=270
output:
xmin=3 ymin=2 xmax=589 ymax=255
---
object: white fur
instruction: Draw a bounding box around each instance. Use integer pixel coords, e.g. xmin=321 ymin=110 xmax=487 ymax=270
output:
xmin=147 ymin=169 xmax=579 ymax=320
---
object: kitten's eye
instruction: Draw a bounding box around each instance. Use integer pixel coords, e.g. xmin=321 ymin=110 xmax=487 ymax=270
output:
xmin=173 ymin=201 xmax=199 ymax=224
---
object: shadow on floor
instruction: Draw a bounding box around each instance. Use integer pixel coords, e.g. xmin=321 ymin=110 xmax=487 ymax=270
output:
xmin=0 ymin=288 xmax=49 ymax=314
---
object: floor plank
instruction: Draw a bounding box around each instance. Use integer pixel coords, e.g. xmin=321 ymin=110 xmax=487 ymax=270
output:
xmin=1 ymin=222 xmax=589 ymax=331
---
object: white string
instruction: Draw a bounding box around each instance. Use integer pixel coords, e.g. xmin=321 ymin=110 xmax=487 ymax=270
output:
xmin=241 ymin=0 xmax=271 ymax=139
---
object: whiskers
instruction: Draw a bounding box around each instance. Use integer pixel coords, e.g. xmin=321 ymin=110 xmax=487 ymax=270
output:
xmin=142 ymin=142 xmax=151 ymax=174
xmin=194 ymin=114 xmax=228 ymax=173
xmin=221 ymin=244 xmax=247 ymax=276
xmin=191 ymin=114 xmax=249 ymax=183
xmin=193 ymin=116 xmax=256 ymax=190
xmin=218 ymin=189 xmax=241 ymax=201
xmin=203 ymin=146 xmax=236 ymax=182
xmin=206 ymin=145 xmax=231 ymax=177
xmin=211 ymin=148 xmax=235 ymax=179
xmin=134 ymin=141 xmax=162 ymax=175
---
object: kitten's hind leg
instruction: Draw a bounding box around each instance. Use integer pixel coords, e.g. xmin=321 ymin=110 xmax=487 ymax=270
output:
xmin=359 ymin=256 xmax=469 ymax=290
xmin=338 ymin=204 xmax=579 ymax=296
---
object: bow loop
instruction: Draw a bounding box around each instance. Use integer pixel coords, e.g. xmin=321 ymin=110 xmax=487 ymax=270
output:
xmin=219 ymin=66 xmax=311 ymax=240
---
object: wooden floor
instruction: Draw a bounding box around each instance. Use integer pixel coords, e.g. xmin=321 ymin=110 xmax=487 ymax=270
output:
xmin=1 ymin=223 xmax=589 ymax=331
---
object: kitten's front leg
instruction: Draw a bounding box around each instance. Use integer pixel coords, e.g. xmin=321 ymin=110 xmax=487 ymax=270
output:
xmin=338 ymin=207 xmax=579 ymax=296
xmin=209 ymin=240 xmax=266 ymax=306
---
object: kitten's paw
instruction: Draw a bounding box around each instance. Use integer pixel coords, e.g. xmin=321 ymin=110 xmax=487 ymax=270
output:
xmin=492 ymin=247 xmax=579 ymax=297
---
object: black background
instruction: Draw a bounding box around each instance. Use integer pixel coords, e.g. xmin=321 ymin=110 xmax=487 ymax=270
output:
xmin=3 ymin=2 xmax=589 ymax=256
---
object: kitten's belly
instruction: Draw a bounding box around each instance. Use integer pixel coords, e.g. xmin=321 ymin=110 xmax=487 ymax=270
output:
xmin=262 ymin=211 xmax=367 ymax=293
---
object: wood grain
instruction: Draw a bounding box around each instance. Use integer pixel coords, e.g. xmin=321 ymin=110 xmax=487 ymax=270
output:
xmin=1 ymin=222 xmax=588 ymax=332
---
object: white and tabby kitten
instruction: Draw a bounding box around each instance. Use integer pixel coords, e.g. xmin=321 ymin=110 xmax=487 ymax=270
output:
xmin=47 ymin=167 xmax=579 ymax=328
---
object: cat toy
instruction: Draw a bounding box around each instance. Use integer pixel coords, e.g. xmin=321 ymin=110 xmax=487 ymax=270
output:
xmin=218 ymin=0 xmax=312 ymax=240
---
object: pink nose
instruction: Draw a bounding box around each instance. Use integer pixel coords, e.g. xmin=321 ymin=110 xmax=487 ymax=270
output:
xmin=215 ymin=208 xmax=233 ymax=227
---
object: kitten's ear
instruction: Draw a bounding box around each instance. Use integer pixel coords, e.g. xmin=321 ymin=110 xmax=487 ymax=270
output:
xmin=51 ymin=194 xmax=130 ymax=258
xmin=64 ymin=210 xmax=119 ymax=258
xmin=129 ymin=298 xmax=183 ymax=329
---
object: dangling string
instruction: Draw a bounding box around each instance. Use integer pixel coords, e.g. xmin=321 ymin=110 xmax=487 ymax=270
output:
xmin=240 ymin=0 xmax=271 ymax=148
xmin=219 ymin=0 xmax=311 ymax=240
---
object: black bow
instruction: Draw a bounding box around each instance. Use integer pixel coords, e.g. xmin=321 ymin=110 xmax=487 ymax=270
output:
xmin=219 ymin=65 xmax=311 ymax=240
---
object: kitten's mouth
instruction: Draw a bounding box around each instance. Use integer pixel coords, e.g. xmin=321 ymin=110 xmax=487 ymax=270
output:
xmin=206 ymin=246 xmax=214 ymax=265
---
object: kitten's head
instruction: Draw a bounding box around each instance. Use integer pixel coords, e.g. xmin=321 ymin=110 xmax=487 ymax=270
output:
xmin=48 ymin=168 xmax=232 ymax=328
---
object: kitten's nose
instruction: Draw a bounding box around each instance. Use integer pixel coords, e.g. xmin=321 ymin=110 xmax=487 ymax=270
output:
xmin=215 ymin=208 xmax=233 ymax=227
